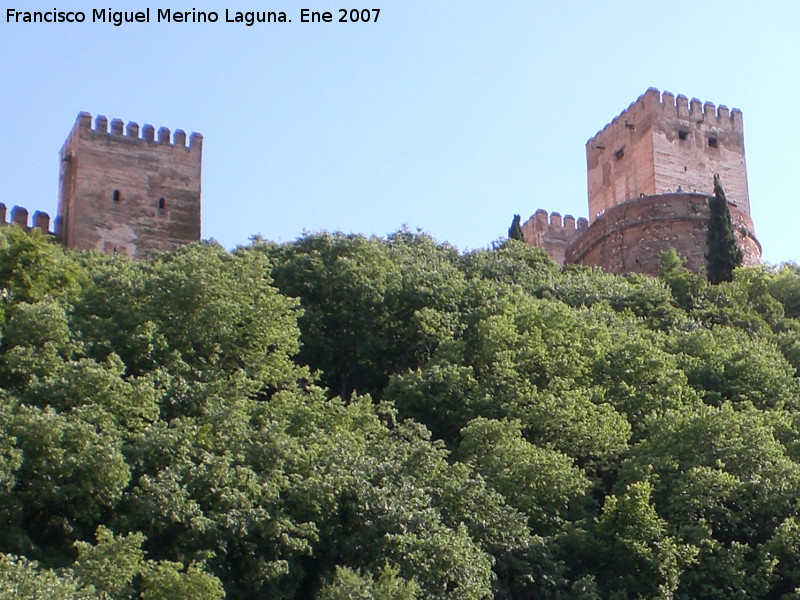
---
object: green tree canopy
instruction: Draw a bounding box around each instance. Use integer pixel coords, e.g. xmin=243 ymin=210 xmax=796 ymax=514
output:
xmin=2 ymin=224 xmax=800 ymax=598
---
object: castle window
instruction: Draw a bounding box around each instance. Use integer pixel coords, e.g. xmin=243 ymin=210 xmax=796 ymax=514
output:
xmin=158 ymin=198 xmax=165 ymax=210
xmin=678 ymin=130 xmax=688 ymax=141
xmin=614 ymin=147 xmax=624 ymax=160
xmin=708 ymin=136 xmax=718 ymax=148
xmin=112 ymin=189 xmax=120 ymax=202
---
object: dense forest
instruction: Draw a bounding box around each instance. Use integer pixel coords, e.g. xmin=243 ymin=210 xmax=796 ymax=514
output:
xmin=4 ymin=225 xmax=800 ymax=599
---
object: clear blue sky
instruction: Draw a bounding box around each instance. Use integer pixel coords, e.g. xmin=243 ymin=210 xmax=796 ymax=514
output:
xmin=1 ymin=1 xmax=797 ymax=264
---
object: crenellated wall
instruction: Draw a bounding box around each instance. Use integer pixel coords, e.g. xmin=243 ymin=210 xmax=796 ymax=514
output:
xmin=0 ymin=203 xmax=53 ymax=233
xmin=565 ymin=192 xmax=760 ymax=276
xmin=520 ymin=209 xmax=588 ymax=266
xmin=58 ymin=111 xmax=202 ymax=258
xmin=587 ymin=88 xmax=749 ymax=222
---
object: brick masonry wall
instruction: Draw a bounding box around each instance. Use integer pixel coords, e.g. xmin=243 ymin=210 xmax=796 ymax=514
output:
xmin=57 ymin=112 xmax=202 ymax=258
xmin=565 ymin=193 xmax=760 ymax=276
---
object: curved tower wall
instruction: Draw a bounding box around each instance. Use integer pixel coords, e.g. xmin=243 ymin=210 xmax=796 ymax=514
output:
xmin=565 ymin=193 xmax=760 ymax=275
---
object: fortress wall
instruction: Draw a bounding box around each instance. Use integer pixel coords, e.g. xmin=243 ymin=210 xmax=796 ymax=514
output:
xmin=565 ymin=193 xmax=760 ymax=275
xmin=58 ymin=112 xmax=202 ymax=258
xmin=521 ymin=209 xmax=588 ymax=266
xmin=0 ymin=203 xmax=52 ymax=233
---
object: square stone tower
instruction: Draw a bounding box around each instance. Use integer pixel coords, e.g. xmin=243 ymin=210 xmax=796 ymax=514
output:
xmin=57 ymin=112 xmax=202 ymax=258
xmin=586 ymin=88 xmax=749 ymax=222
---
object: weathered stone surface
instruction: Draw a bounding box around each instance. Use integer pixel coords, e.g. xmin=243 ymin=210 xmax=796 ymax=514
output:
xmin=57 ymin=111 xmax=202 ymax=258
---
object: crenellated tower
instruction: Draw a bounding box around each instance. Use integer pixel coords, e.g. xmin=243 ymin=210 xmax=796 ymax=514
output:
xmin=57 ymin=112 xmax=202 ymax=258
xmin=586 ymin=88 xmax=749 ymax=220
xmin=521 ymin=88 xmax=760 ymax=275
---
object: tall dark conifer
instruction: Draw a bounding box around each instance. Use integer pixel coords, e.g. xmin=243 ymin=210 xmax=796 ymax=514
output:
xmin=706 ymin=174 xmax=743 ymax=284
xmin=508 ymin=214 xmax=523 ymax=241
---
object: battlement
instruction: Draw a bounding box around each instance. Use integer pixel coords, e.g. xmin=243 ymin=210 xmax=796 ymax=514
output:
xmin=73 ymin=112 xmax=203 ymax=151
xmin=520 ymin=209 xmax=588 ymax=266
xmin=0 ymin=203 xmax=53 ymax=233
xmin=587 ymin=88 xmax=743 ymax=148
xmin=518 ymin=88 xmax=758 ymax=276
xmin=658 ymin=90 xmax=742 ymax=130
xmin=522 ymin=209 xmax=589 ymax=233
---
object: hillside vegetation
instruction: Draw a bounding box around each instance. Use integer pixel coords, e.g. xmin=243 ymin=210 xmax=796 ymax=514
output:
xmin=3 ymin=226 xmax=800 ymax=599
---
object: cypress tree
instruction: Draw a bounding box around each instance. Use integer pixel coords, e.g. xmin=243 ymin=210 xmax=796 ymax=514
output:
xmin=508 ymin=214 xmax=523 ymax=241
xmin=706 ymin=174 xmax=743 ymax=284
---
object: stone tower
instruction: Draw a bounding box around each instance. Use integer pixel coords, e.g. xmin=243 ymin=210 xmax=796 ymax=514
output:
xmin=521 ymin=88 xmax=760 ymax=275
xmin=586 ymin=88 xmax=750 ymax=221
xmin=57 ymin=112 xmax=202 ymax=258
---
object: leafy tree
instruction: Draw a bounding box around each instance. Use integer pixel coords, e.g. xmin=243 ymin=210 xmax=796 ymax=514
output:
xmin=594 ymin=479 xmax=697 ymax=599
xmin=619 ymin=403 xmax=800 ymax=598
xmin=273 ymin=394 xmax=505 ymax=600
xmin=768 ymin=263 xmax=800 ymax=319
xmin=591 ymin=326 xmax=700 ymax=439
xmin=665 ymin=326 xmax=798 ymax=409
xmin=266 ymin=231 xmax=465 ymax=400
xmin=706 ymin=174 xmax=743 ymax=284
xmin=74 ymin=242 xmax=305 ymax=396
xmin=659 ymin=248 xmax=705 ymax=312
xmin=139 ymin=562 xmax=225 ymax=600
xmin=7 ymin=222 xmax=800 ymax=598
xmin=0 ymin=226 xmax=84 ymax=304
xmin=456 ymin=418 xmax=589 ymax=533
xmin=0 ymin=554 xmax=100 ymax=600
xmin=316 ymin=565 xmax=421 ymax=600
xmin=72 ymin=527 xmax=145 ymax=599
xmin=73 ymin=526 xmax=224 ymax=600
xmin=459 ymin=241 xmax=557 ymax=294
xmin=0 ymin=402 xmax=131 ymax=562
